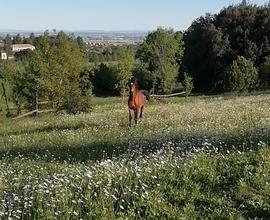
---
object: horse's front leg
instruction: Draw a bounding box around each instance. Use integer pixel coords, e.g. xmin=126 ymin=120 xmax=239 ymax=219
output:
xmin=134 ymin=108 xmax=140 ymax=125
xmin=129 ymin=109 xmax=133 ymax=127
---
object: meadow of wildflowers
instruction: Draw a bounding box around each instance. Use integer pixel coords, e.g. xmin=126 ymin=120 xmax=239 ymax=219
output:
xmin=0 ymin=94 xmax=269 ymax=219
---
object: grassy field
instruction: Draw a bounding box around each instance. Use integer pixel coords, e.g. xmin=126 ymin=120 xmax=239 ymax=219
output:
xmin=0 ymin=94 xmax=270 ymax=219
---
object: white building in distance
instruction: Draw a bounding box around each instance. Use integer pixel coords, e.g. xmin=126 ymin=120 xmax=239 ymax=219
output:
xmin=12 ymin=44 xmax=35 ymax=52
xmin=0 ymin=51 xmax=7 ymax=60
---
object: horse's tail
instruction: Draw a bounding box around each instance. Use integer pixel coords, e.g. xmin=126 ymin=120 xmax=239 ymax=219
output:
xmin=141 ymin=90 xmax=150 ymax=101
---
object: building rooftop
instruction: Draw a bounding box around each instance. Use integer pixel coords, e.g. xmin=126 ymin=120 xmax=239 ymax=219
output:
xmin=12 ymin=44 xmax=35 ymax=48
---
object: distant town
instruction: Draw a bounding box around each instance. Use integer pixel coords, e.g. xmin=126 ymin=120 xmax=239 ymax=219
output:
xmin=0 ymin=30 xmax=148 ymax=47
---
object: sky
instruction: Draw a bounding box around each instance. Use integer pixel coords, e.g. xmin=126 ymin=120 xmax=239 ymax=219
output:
xmin=0 ymin=0 xmax=268 ymax=31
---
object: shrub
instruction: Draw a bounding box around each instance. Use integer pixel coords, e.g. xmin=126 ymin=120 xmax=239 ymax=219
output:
xmin=183 ymin=73 xmax=194 ymax=97
xmin=224 ymin=56 xmax=258 ymax=92
xmin=91 ymin=63 xmax=118 ymax=96
xmin=259 ymin=56 xmax=270 ymax=89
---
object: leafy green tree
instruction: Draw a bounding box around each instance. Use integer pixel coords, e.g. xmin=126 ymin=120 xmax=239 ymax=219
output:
xmin=183 ymin=15 xmax=231 ymax=92
xmin=79 ymin=70 xmax=93 ymax=112
xmin=22 ymin=32 xmax=36 ymax=45
xmin=92 ymin=63 xmax=118 ymax=96
xmin=137 ymin=28 xmax=184 ymax=94
xmin=4 ymin=34 xmax=12 ymax=55
xmin=252 ymin=6 xmax=270 ymax=63
xmin=133 ymin=63 xmax=154 ymax=91
xmin=183 ymin=4 xmax=270 ymax=92
xmin=224 ymin=56 xmax=258 ymax=92
xmin=76 ymin=36 xmax=86 ymax=53
xmin=115 ymin=46 xmax=135 ymax=97
xmin=14 ymin=32 xmax=91 ymax=114
xmin=13 ymin=34 xmax=23 ymax=44
xmin=259 ymin=56 xmax=270 ymax=89
xmin=9 ymin=61 xmax=28 ymax=114
xmin=215 ymin=5 xmax=258 ymax=62
xmin=45 ymin=31 xmax=90 ymax=113
xmin=17 ymin=34 xmax=51 ymax=110
xmin=12 ymin=53 xmax=42 ymax=111
xmin=0 ymin=60 xmax=15 ymax=116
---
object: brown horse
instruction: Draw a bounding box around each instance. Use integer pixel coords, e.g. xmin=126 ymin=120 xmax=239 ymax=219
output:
xmin=128 ymin=78 xmax=150 ymax=127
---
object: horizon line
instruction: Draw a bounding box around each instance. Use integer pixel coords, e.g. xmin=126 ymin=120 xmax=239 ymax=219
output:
xmin=0 ymin=29 xmax=153 ymax=32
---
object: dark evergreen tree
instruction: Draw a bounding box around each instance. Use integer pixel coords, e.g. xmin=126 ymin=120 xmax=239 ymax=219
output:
xmin=183 ymin=3 xmax=270 ymax=92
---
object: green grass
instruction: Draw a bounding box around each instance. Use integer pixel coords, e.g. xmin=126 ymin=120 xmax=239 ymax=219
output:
xmin=0 ymin=94 xmax=270 ymax=219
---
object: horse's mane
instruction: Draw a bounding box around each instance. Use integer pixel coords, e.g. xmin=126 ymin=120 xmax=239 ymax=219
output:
xmin=130 ymin=77 xmax=139 ymax=89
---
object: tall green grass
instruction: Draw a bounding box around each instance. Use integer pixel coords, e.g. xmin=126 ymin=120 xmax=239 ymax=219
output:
xmin=0 ymin=94 xmax=270 ymax=219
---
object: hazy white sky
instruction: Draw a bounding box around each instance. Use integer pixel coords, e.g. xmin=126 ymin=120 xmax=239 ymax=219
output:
xmin=0 ymin=0 xmax=268 ymax=31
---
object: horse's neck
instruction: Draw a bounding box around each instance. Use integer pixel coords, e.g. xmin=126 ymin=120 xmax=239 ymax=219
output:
xmin=129 ymin=89 xmax=138 ymax=101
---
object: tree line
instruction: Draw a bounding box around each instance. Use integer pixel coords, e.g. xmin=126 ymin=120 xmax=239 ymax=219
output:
xmin=183 ymin=3 xmax=270 ymax=92
xmin=0 ymin=3 xmax=270 ymax=116
xmin=93 ymin=3 xmax=270 ymax=95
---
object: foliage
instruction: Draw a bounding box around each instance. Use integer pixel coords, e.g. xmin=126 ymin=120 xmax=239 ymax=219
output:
xmin=23 ymin=32 xmax=36 ymax=45
xmin=13 ymin=32 xmax=92 ymax=113
xmin=182 ymin=73 xmax=193 ymax=97
xmin=137 ymin=28 xmax=184 ymax=94
xmin=259 ymin=56 xmax=270 ymax=89
xmin=91 ymin=63 xmax=118 ymax=96
xmin=88 ymin=45 xmax=138 ymax=63
xmin=133 ymin=63 xmax=154 ymax=91
xmin=115 ymin=46 xmax=135 ymax=97
xmin=183 ymin=4 xmax=270 ymax=92
xmin=183 ymin=15 xmax=230 ymax=92
xmin=224 ymin=56 xmax=258 ymax=92
xmin=12 ymin=54 xmax=41 ymax=111
xmin=13 ymin=34 xmax=23 ymax=44
xmin=3 ymin=34 xmax=12 ymax=55
xmin=0 ymin=60 xmax=16 ymax=116
xmin=9 ymin=61 xmax=28 ymax=114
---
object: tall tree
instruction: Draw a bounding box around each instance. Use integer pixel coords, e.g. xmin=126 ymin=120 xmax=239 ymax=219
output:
xmin=259 ymin=56 xmax=270 ymax=89
xmin=13 ymin=34 xmax=23 ymax=44
xmin=4 ymin=35 xmax=12 ymax=55
xmin=45 ymin=31 xmax=89 ymax=113
xmin=14 ymin=32 xmax=91 ymax=113
xmin=0 ymin=60 xmax=15 ymax=116
xmin=254 ymin=6 xmax=270 ymax=64
xmin=92 ymin=63 xmax=118 ymax=96
xmin=183 ymin=3 xmax=270 ymax=92
xmin=183 ymin=15 xmax=231 ymax=92
xmin=116 ymin=46 xmax=135 ymax=97
xmin=215 ymin=4 xmax=258 ymax=62
xmin=137 ymin=28 xmax=184 ymax=94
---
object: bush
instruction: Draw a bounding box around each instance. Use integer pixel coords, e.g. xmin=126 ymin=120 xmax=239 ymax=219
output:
xmin=92 ymin=63 xmax=118 ymax=96
xmin=224 ymin=56 xmax=258 ymax=92
xmin=60 ymin=81 xmax=92 ymax=114
xmin=259 ymin=56 xmax=270 ymax=90
xmin=183 ymin=73 xmax=194 ymax=97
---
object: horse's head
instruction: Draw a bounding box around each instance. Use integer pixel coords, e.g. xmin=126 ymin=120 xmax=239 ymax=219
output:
xmin=128 ymin=77 xmax=138 ymax=92
xmin=128 ymin=81 xmax=136 ymax=93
